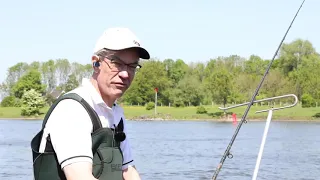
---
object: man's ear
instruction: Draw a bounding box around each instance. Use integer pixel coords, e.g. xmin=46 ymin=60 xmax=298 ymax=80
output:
xmin=91 ymin=55 xmax=101 ymax=68
xmin=91 ymin=55 xmax=100 ymax=63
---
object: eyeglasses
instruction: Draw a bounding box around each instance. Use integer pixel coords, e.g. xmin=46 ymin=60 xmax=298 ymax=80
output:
xmin=103 ymin=55 xmax=142 ymax=73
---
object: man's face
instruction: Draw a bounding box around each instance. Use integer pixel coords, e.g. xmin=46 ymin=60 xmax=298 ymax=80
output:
xmin=96 ymin=48 xmax=140 ymax=101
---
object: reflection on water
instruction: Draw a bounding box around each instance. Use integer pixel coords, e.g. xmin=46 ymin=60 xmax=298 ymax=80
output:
xmin=0 ymin=119 xmax=319 ymax=180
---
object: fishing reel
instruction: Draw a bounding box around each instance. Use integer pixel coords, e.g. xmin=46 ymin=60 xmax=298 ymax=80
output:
xmin=115 ymin=131 xmax=126 ymax=142
xmin=113 ymin=118 xmax=126 ymax=142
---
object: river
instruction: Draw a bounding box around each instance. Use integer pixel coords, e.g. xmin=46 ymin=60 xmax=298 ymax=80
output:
xmin=0 ymin=119 xmax=319 ymax=180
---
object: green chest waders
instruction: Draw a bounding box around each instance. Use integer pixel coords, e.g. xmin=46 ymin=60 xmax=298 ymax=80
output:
xmin=30 ymin=93 xmax=125 ymax=180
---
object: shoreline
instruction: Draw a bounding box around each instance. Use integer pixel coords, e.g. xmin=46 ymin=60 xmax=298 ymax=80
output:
xmin=128 ymin=118 xmax=320 ymax=122
xmin=1 ymin=117 xmax=320 ymax=122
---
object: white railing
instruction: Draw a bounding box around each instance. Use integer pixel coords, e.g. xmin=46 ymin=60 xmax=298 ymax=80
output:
xmin=217 ymin=94 xmax=298 ymax=180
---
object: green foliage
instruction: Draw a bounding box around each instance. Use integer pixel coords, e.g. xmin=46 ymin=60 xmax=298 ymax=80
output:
xmin=279 ymin=39 xmax=316 ymax=75
xmin=65 ymin=73 xmax=79 ymax=92
xmin=204 ymin=60 xmax=233 ymax=107
xmin=0 ymin=96 xmax=21 ymax=107
xmin=312 ymin=113 xmax=320 ymax=118
xmin=2 ymin=38 xmax=320 ymax=111
xmin=5 ymin=62 xmax=29 ymax=91
xmin=20 ymin=89 xmax=46 ymax=116
xmin=196 ymin=106 xmax=207 ymax=114
xmin=45 ymin=94 xmax=57 ymax=106
xmin=41 ymin=60 xmax=56 ymax=92
xmin=167 ymin=59 xmax=189 ymax=84
xmin=208 ymin=112 xmax=224 ymax=117
xmin=11 ymin=70 xmax=46 ymax=99
xmin=146 ymin=102 xmax=155 ymax=110
xmin=207 ymin=111 xmax=233 ymax=118
xmin=122 ymin=59 xmax=171 ymax=106
xmin=172 ymin=100 xmax=185 ymax=107
xmin=301 ymin=93 xmax=315 ymax=108
xmin=55 ymin=59 xmax=71 ymax=86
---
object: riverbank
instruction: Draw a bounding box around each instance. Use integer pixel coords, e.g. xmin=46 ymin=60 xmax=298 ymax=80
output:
xmin=1 ymin=105 xmax=320 ymax=121
xmin=1 ymin=117 xmax=320 ymax=122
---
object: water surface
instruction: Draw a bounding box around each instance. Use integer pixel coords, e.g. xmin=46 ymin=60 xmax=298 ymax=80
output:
xmin=0 ymin=119 xmax=319 ymax=180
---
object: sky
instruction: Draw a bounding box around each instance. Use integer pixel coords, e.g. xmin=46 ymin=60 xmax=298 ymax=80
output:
xmin=0 ymin=0 xmax=319 ymax=84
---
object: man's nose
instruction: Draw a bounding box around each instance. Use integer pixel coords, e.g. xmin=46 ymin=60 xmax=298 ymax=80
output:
xmin=118 ymin=70 xmax=129 ymax=79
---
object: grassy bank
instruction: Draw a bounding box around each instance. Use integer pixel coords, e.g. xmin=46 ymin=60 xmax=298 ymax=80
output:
xmin=1 ymin=104 xmax=320 ymax=121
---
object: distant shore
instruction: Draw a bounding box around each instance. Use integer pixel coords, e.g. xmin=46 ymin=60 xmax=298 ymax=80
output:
xmin=1 ymin=105 xmax=320 ymax=122
xmin=1 ymin=117 xmax=320 ymax=122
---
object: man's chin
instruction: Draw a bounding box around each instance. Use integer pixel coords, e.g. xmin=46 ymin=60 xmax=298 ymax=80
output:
xmin=113 ymin=88 xmax=126 ymax=97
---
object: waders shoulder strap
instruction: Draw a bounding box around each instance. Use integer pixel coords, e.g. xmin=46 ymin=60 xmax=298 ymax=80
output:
xmin=42 ymin=93 xmax=102 ymax=132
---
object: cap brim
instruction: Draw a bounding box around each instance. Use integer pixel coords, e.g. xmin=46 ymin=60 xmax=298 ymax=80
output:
xmin=124 ymin=46 xmax=149 ymax=59
xmin=117 ymin=46 xmax=150 ymax=59
xmin=137 ymin=47 xmax=150 ymax=59
xmin=100 ymin=45 xmax=150 ymax=59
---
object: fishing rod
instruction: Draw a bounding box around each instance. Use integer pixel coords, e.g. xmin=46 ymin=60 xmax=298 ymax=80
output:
xmin=211 ymin=0 xmax=306 ymax=179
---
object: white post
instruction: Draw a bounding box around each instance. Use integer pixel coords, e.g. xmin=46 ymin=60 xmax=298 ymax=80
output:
xmin=252 ymin=109 xmax=273 ymax=180
xmin=155 ymin=90 xmax=157 ymax=115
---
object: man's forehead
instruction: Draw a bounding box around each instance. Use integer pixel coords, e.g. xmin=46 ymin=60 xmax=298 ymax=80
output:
xmin=112 ymin=52 xmax=140 ymax=63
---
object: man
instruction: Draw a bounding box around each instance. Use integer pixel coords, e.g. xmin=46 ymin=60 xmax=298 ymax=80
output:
xmin=31 ymin=27 xmax=150 ymax=180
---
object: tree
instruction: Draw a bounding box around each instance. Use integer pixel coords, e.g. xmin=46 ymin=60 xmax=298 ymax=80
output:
xmin=278 ymin=39 xmax=316 ymax=75
xmin=261 ymin=69 xmax=293 ymax=98
xmin=29 ymin=61 xmax=41 ymax=71
xmin=65 ymin=73 xmax=79 ymax=92
xmin=41 ymin=60 xmax=56 ymax=92
xmin=0 ymin=95 xmax=20 ymax=107
xmin=122 ymin=59 xmax=171 ymax=105
xmin=55 ymin=59 xmax=71 ymax=86
xmin=171 ymin=75 xmax=204 ymax=106
xmin=168 ymin=59 xmax=189 ymax=85
xmin=288 ymin=54 xmax=320 ymax=100
xmin=0 ymin=82 xmax=9 ymax=99
xmin=204 ymin=64 xmax=233 ymax=107
xmin=11 ymin=70 xmax=46 ymax=99
xmin=244 ymin=55 xmax=267 ymax=75
xmin=2 ymin=38 xmax=320 ymax=108
xmin=3 ymin=62 xmax=29 ymax=95
xmin=189 ymin=62 xmax=205 ymax=82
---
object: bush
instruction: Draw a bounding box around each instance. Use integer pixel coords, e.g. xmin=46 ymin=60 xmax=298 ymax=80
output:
xmin=207 ymin=111 xmax=233 ymax=117
xmin=226 ymin=112 xmax=233 ymax=116
xmin=312 ymin=113 xmax=320 ymax=118
xmin=146 ymin=102 xmax=155 ymax=110
xmin=301 ymin=94 xmax=315 ymax=108
xmin=209 ymin=112 xmax=224 ymax=117
xmin=21 ymin=89 xmax=46 ymax=116
xmin=173 ymin=99 xmax=185 ymax=107
xmin=0 ymin=96 xmax=21 ymax=107
xmin=196 ymin=106 xmax=207 ymax=114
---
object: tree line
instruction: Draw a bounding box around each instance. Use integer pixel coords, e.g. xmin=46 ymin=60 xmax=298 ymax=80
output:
xmin=1 ymin=38 xmax=319 ymax=112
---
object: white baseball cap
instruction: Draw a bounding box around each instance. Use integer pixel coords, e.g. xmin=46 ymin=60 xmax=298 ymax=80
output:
xmin=93 ymin=27 xmax=150 ymax=59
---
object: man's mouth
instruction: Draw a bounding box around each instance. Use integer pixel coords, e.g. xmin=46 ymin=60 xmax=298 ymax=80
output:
xmin=113 ymin=82 xmax=126 ymax=87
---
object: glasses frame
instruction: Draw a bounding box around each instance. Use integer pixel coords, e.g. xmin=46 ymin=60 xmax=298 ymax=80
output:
xmin=101 ymin=55 xmax=142 ymax=73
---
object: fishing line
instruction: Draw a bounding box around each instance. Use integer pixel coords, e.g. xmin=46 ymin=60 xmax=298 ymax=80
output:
xmin=211 ymin=0 xmax=307 ymax=179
